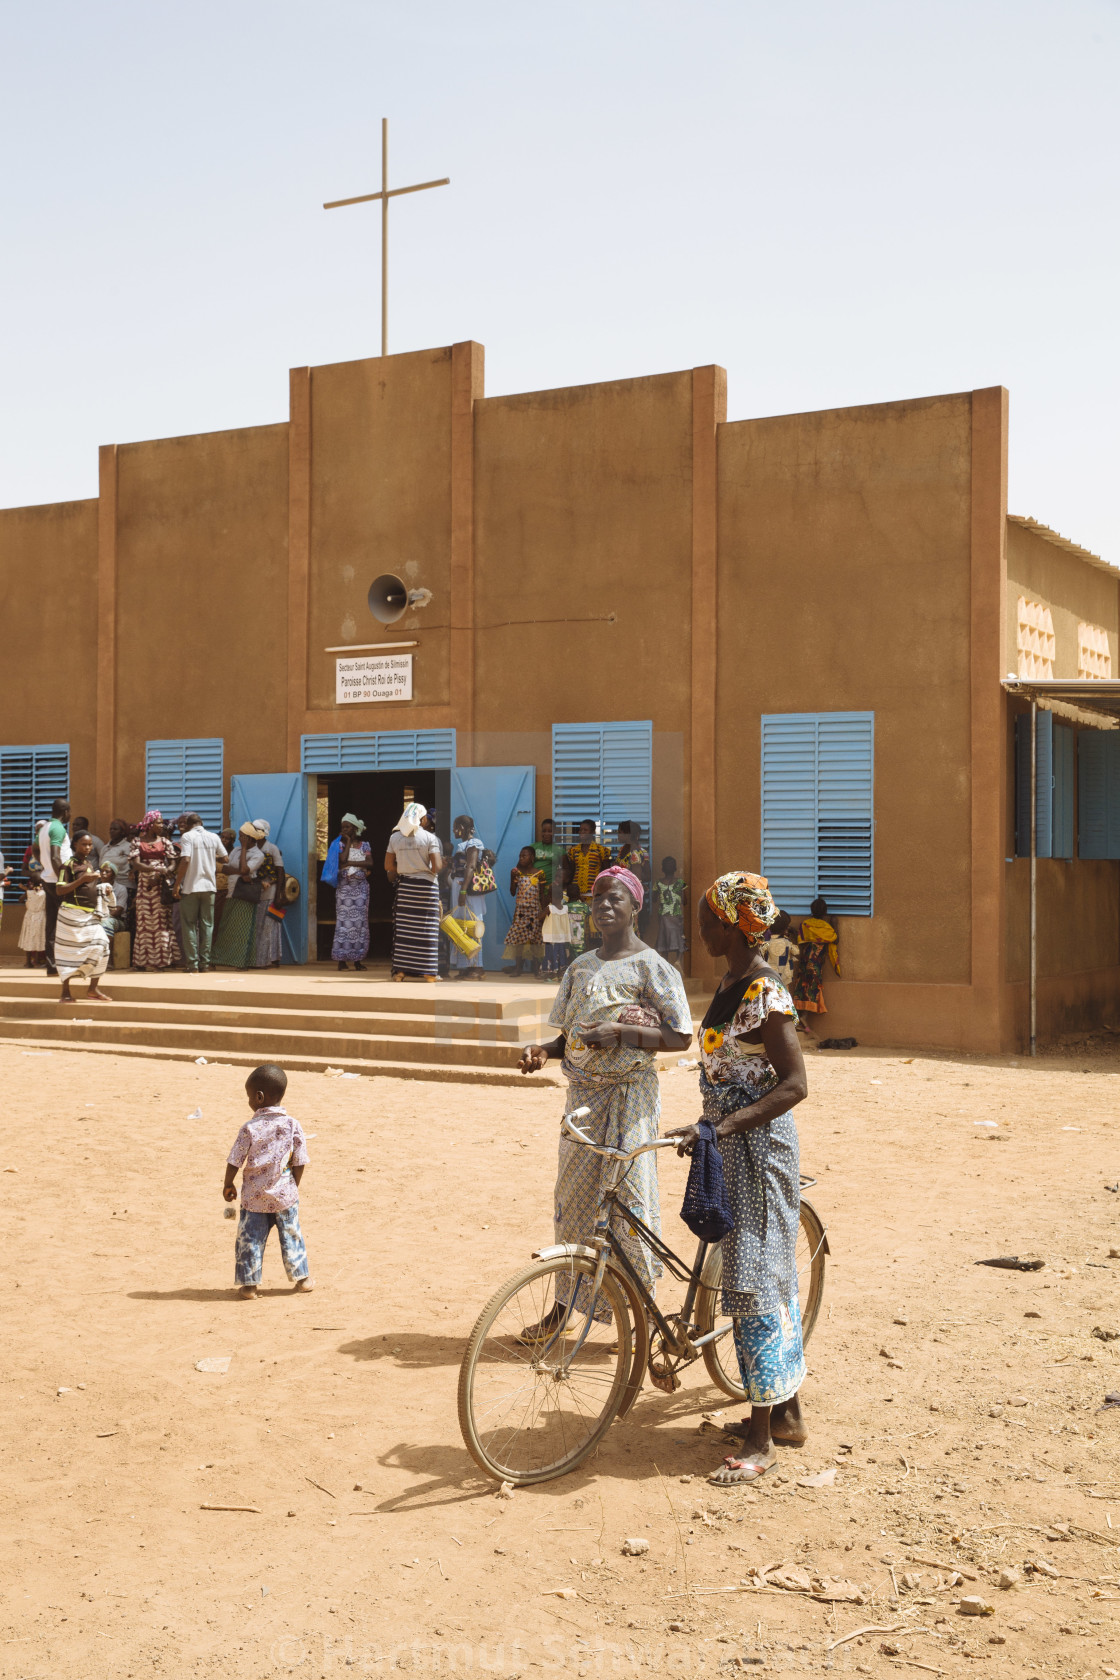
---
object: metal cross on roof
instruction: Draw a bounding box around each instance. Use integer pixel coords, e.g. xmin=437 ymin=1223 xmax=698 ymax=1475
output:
xmin=324 ymin=118 xmax=450 ymax=358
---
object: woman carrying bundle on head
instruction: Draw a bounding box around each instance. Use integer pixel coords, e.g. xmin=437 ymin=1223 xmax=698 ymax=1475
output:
xmin=385 ymin=802 xmax=443 ymax=981
xmin=669 ymin=872 xmax=809 ymax=1486
xmin=517 ymin=866 xmax=692 ymax=1335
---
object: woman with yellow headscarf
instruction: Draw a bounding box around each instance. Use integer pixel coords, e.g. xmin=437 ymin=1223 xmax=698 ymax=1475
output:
xmin=669 ymin=871 xmax=809 ymax=1486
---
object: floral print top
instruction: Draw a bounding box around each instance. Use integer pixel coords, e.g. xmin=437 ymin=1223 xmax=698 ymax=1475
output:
xmin=700 ymin=974 xmax=797 ymax=1103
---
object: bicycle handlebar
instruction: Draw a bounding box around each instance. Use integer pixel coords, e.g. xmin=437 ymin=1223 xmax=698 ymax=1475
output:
xmin=562 ymin=1109 xmax=682 ymax=1163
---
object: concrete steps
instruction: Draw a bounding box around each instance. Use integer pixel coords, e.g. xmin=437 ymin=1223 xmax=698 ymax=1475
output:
xmin=0 ymin=971 xmax=560 ymax=1086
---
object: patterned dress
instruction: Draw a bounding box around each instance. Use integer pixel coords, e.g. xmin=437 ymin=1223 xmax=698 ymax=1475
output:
xmin=504 ymin=867 xmax=546 ymax=959
xmin=129 ymin=838 xmax=180 ymax=969
xmin=700 ymin=974 xmax=806 ymax=1405
xmin=331 ymin=840 xmax=371 ymax=962
xmin=549 ymin=948 xmax=691 ymax=1318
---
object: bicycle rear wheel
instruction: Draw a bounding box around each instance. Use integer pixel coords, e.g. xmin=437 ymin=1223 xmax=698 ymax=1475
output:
xmin=697 ymin=1199 xmax=828 ymax=1402
xmin=458 ymin=1256 xmax=633 ymax=1485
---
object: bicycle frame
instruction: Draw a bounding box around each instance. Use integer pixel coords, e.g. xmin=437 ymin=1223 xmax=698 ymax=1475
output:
xmin=547 ymin=1112 xmax=729 ymax=1373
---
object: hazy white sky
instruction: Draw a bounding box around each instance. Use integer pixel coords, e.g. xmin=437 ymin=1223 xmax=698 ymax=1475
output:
xmin=2 ymin=0 xmax=1117 ymax=556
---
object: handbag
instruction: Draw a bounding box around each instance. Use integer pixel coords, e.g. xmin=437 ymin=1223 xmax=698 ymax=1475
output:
xmin=469 ymin=861 xmax=498 ymax=895
xmin=679 ymin=1117 xmax=735 ymax=1242
xmin=159 ymin=875 xmax=176 ymax=908
xmin=232 ymin=875 xmax=263 ymax=905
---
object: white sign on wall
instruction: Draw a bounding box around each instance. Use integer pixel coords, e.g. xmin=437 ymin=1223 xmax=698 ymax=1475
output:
xmin=336 ymin=653 xmax=413 ymax=705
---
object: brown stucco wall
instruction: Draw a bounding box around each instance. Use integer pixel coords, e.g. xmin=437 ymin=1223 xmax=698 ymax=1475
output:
xmin=0 ymin=497 xmax=99 ymax=812
xmin=716 ymin=392 xmax=975 ymax=998
xmin=112 ymin=423 xmax=289 ymax=819
xmin=1005 ymin=522 xmax=1120 ymax=678
xmin=472 ymin=371 xmax=695 ymax=829
xmin=306 ymin=349 xmax=454 ymax=717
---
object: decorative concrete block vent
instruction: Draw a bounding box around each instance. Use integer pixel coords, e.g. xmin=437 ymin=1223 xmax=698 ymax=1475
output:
xmin=1078 ymin=620 xmax=1112 ymax=679
xmin=1017 ymin=596 xmax=1055 ymax=679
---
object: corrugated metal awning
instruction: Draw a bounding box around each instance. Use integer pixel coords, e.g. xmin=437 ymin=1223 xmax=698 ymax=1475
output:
xmin=1002 ymin=678 xmax=1120 ymax=724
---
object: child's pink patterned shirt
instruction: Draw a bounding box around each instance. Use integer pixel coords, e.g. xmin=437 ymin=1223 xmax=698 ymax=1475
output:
xmin=227 ymin=1106 xmax=309 ymax=1212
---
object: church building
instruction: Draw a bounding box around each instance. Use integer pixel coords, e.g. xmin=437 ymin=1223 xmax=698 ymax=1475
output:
xmin=1 ymin=341 xmax=1117 ymax=1052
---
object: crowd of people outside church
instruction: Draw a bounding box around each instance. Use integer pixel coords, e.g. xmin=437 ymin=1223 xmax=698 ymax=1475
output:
xmin=5 ymin=802 xmax=292 ymax=994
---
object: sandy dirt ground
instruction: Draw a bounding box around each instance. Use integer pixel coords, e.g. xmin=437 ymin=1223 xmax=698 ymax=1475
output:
xmin=2 ymin=1037 xmax=1119 ymax=1679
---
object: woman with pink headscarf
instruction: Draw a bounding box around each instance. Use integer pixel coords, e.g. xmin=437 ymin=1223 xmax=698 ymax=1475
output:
xmin=128 ymin=812 xmax=180 ymax=971
xmin=518 ymin=866 xmax=692 ymax=1337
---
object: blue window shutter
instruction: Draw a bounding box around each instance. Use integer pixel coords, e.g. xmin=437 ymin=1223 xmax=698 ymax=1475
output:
xmin=601 ymin=723 xmax=652 ymax=840
xmin=145 ymin=739 xmax=224 ymax=831
xmin=1079 ymin=730 xmax=1120 ymax=859
xmin=760 ymin=716 xmax=818 ymax=913
xmin=1015 ymin=714 xmax=1031 ymax=858
xmin=0 ymin=744 xmax=69 ymax=897
xmin=1035 ymin=710 xmax=1054 ymax=859
xmin=300 ymin=730 xmax=456 ymax=772
xmin=1078 ymin=730 xmax=1107 ymax=858
xmin=1052 ymin=723 xmax=1074 ymax=860
xmin=552 ymin=721 xmax=653 ymax=848
xmin=816 ymin=713 xmax=874 ymax=915
xmin=761 ymin=712 xmax=873 ymax=916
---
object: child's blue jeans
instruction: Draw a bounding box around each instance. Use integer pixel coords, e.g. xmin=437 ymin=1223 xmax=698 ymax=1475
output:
xmin=234 ymin=1205 xmax=309 ymax=1287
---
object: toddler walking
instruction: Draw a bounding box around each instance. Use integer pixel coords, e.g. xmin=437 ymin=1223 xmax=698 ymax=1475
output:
xmin=223 ymin=1063 xmax=314 ymax=1300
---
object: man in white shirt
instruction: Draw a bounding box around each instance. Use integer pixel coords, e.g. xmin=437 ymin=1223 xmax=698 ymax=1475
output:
xmin=174 ymin=814 xmax=228 ymax=973
xmin=38 ymin=798 xmax=72 ymax=975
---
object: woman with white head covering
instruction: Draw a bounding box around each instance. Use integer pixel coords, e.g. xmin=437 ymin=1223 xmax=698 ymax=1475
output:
xmin=323 ymin=814 xmax=372 ymax=970
xmin=384 ymin=802 xmax=443 ymax=981
xmin=251 ymin=818 xmax=286 ymax=968
xmin=212 ymin=821 xmax=265 ymax=969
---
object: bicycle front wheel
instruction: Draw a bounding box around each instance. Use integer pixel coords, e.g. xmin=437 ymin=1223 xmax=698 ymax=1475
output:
xmin=458 ymin=1256 xmax=633 ymax=1485
xmin=697 ymin=1200 xmax=828 ymax=1402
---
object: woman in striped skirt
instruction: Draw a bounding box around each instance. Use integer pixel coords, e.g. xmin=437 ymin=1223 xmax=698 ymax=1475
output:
xmin=384 ymin=803 xmax=443 ymax=981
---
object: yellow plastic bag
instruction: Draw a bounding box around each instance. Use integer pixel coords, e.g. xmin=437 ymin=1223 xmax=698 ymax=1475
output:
xmin=441 ymin=913 xmax=480 ymax=956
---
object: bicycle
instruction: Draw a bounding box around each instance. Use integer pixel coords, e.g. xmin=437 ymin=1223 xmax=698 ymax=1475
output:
xmin=457 ymin=1106 xmax=829 ymax=1485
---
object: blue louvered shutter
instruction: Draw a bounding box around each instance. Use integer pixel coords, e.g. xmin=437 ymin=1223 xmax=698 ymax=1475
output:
xmin=760 ymin=716 xmax=818 ymax=912
xmin=1078 ymin=730 xmax=1120 ymax=859
xmin=0 ymin=744 xmax=70 ymax=898
xmin=1015 ymin=711 xmax=1056 ymax=858
xmin=761 ymin=713 xmax=874 ymax=916
xmin=300 ymin=729 xmax=456 ymax=772
xmin=145 ymin=739 xmax=224 ymax=831
xmin=552 ymin=721 xmax=653 ymax=849
xmin=1052 ymin=722 xmax=1074 ymax=860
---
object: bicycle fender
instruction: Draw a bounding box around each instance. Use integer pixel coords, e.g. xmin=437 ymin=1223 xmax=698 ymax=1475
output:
xmin=531 ymin=1243 xmax=599 ymax=1263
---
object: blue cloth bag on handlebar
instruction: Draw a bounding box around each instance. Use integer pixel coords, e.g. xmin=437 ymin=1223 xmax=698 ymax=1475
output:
xmin=679 ymin=1118 xmax=734 ymax=1242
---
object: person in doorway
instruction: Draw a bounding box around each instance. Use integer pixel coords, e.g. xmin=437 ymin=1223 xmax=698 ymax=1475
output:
xmin=653 ymin=856 xmax=688 ymax=968
xmin=567 ymin=820 xmax=611 ymax=902
xmin=19 ymin=862 xmax=47 ymax=967
xmin=100 ymin=819 xmax=135 ymax=926
xmin=668 ymin=872 xmax=809 ymax=1485
xmin=449 ymin=814 xmax=488 ymax=978
xmin=173 ymin=813 xmax=227 ymax=973
xmin=541 ymin=851 xmax=574 ymax=977
xmin=504 ymin=846 xmax=547 ymax=976
xmin=71 ymin=818 xmax=104 ymax=866
xmin=385 ymin=802 xmax=443 ymax=981
xmin=212 ymin=822 xmax=265 ymax=969
xmin=129 ymin=812 xmax=180 ymax=971
xmin=252 ymin=820 xmax=285 ymax=969
xmin=38 ymin=797 xmax=72 ymax=975
xmin=790 ymin=897 xmax=839 ymax=1028
xmin=517 ymin=866 xmax=692 ymax=1335
xmin=326 ymin=815 xmax=372 ymax=970
xmin=54 ymin=832 xmax=113 ymax=1004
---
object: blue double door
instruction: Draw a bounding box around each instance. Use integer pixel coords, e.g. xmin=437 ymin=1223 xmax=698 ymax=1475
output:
xmin=230 ymin=767 xmax=535 ymax=969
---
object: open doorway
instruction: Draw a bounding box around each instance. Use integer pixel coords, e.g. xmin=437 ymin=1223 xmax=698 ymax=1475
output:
xmin=313 ymin=769 xmax=450 ymax=962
